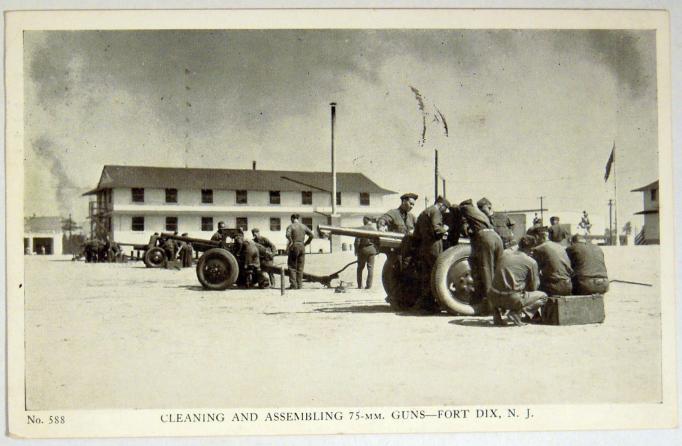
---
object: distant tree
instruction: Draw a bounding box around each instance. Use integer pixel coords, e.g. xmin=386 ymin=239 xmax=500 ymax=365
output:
xmin=622 ymin=221 xmax=632 ymax=235
xmin=61 ymin=216 xmax=82 ymax=234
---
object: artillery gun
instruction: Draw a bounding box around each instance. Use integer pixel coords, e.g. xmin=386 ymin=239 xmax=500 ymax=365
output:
xmin=145 ymin=231 xmax=355 ymax=290
xmin=317 ymin=224 xmax=479 ymax=316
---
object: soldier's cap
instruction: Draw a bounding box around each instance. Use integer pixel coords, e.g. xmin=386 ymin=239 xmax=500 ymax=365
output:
xmin=181 ymin=233 xmax=188 ymax=237
xmin=459 ymin=198 xmax=473 ymax=206
xmin=435 ymin=196 xmax=452 ymax=208
xmin=476 ymin=197 xmax=492 ymax=209
xmin=252 ymin=228 xmax=260 ymax=233
xmin=550 ymin=216 xmax=559 ymax=222
xmin=217 ymin=221 xmax=226 ymax=229
xmin=400 ymin=192 xmax=418 ymax=201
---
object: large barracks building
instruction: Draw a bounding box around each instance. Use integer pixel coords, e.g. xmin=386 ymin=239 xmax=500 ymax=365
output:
xmin=84 ymin=165 xmax=396 ymax=252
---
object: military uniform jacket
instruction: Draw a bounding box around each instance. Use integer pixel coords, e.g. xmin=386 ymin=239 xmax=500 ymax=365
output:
xmin=548 ymin=224 xmax=570 ymax=243
xmin=492 ymin=250 xmax=540 ymax=293
xmin=566 ymin=241 xmax=608 ymax=279
xmin=532 ymin=240 xmax=573 ymax=282
xmin=354 ymin=223 xmax=379 ymax=251
xmin=377 ymin=208 xmax=416 ymax=234
xmin=254 ymin=235 xmax=277 ymax=253
xmin=414 ymin=205 xmax=447 ymax=245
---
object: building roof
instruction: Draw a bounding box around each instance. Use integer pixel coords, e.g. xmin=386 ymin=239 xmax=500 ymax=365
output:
xmin=25 ymin=216 xmax=62 ymax=233
xmin=84 ymin=165 xmax=397 ymax=196
xmin=631 ymin=180 xmax=659 ymax=192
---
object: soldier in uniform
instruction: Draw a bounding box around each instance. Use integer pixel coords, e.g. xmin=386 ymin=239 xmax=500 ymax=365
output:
xmin=488 ymin=235 xmax=548 ymax=326
xmin=211 ymin=221 xmax=227 ymax=243
xmin=412 ymin=196 xmax=451 ymax=312
xmin=547 ymin=216 xmax=570 ymax=245
xmin=252 ymin=228 xmax=277 ymax=285
xmin=285 ymin=214 xmax=314 ymax=289
xmin=459 ymin=198 xmax=504 ymax=311
xmin=566 ymin=234 xmax=609 ymax=294
xmin=178 ymin=233 xmax=194 ymax=268
xmin=478 ymin=197 xmax=515 ymax=248
xmin=531 ymin=230 xmax=573 ymax=296
xmin=376 ymin=193 xmax=418 ymax=234
xmin=354 ymin=216 xmax=379 ymax=289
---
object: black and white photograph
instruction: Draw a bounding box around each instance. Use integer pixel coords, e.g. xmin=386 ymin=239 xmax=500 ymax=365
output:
xmin=5 ymin=7 xmax=676 ymax=439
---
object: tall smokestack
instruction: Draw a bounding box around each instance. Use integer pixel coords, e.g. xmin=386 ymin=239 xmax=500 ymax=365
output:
xmin=330 ymin=102 xmax=337 ymax=216
xmin=252 ymin=160 xmax=256 ymax=170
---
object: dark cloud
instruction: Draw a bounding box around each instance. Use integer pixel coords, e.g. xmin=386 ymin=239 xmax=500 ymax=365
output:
xmin=30 ymin=137 xmax=81 ymax=210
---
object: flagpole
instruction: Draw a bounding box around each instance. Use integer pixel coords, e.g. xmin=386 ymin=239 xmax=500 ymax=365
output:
xmin=613 ymin=141 xmax=619 ymax=246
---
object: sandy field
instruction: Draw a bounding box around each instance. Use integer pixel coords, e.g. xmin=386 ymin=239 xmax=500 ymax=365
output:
xmin=23 ymin=246 xmax=661 ymax=410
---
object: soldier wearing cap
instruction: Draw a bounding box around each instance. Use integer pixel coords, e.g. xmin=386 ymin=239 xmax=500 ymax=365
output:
xmin=376 ymin=193 xmax=418 ymax=234
xmin=478 ymin=197 xmax=515 ymax=249
xmin=459 ymin=198 xmax=504 ymax=311
xmin=285 ymin=214 xmax=314 ymax=289
xmin=412 ymin=196 xmax=451 ymax=312
xmin=354 ymin=216 xmax=379 ymax=289
xmin=211 ymin=221 xmax=228 ymax=243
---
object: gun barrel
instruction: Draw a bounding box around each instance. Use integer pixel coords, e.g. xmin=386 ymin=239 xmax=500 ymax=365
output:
xmin=160 ymin=233 xmax=221 ymax=247
xmin=317 ymin=224 xmax=405 ymax=240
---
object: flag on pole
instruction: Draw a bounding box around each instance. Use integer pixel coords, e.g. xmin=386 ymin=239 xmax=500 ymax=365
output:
xmin=604 ymin=143 xmax=615 ymax=182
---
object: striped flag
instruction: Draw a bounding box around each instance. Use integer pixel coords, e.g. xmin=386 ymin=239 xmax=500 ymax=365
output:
xmin=604 ymin=143 xmax=615 ymax=182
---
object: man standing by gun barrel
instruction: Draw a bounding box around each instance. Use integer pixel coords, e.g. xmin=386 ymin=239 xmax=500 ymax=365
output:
xmin=285 ymin=214 xmax=314 ymax=289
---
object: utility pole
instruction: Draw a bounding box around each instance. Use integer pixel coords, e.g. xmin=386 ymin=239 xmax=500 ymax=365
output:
xmin=434 ymin=149 xmax=439 ymax=200
xmin=538 ymin=196 xmax=545 ymax=223
xmin=330 ymin=102 xmax=337 ymax=217
xmin=608 ymin=199 xmax=613 ymax=245
xmin=442 ymin=178 xmax=446 ymax=200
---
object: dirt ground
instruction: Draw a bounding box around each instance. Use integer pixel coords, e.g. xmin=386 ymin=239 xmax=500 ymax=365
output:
xmin=23 ymin=246 xmax=661 ymax=410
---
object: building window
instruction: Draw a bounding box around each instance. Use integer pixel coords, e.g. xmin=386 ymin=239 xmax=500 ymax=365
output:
xmin=165 ymin=188 xmax=178 ymax=203
xmin=651 ymin=189 xmax=657 ymax=202
xmin=201 ymin=189 xmax=213 ymax=204
xmin=131 ymin=216 xmax=145 ymax=231
xmin=201 ymin=217 xmax=213 ymax=231
xmin=236 ymin=190 xmax=248 ymax=204
xmin=132 ymin=188 xmax=144 ymax=203
xmin=336 ymin=192 xmax=342 ymax=205
xmin=302 ymin=191 xmax=312 ymax=205
xmin=270 ymin=217 xmax=281 ymax=231
xmin=360 ymin=192 xmax=370 ymax=206
xmin=236 ymin=217 xmax=248 ymax=231
xmin=269 ymin=191 xmax=281 ymax=205
xmin=302 ymin=217 xmax=313 ymax=229
xmin=165 ymin=216 xmax=178 ymax=232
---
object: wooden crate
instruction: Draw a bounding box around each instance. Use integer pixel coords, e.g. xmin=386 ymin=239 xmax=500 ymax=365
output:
xmin=542 ymin=294 xmax=605 ymax=325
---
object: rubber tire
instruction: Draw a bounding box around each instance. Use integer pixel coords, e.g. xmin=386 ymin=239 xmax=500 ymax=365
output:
xmin=431 ymin=245 xmax=479 ymax=316
xmin=381 ymin=255 xmax=419 ymax=310
xmin=144 ymin=247 xmax=167 ymax=268
xmin=196 ymin=248 xmax=239 ymax=290
xmin=381 ymin=255 xmax=401 ymax=298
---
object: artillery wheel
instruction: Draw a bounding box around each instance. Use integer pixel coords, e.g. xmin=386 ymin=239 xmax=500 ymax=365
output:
xmin=382 ymin=255 xmax=419 ymax=310
xmin=144 ymin=247 xmax=167 ymax=268
xmin=196 ymin=248 xmax=239 ymax=290
xmin=431 ymin=245 xmax=479 ymax=316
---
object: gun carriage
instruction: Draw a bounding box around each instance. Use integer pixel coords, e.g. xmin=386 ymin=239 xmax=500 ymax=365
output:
xmin=318 ymin=224 xmax=478 ymax=316
xmin=143 ymin=230 xmax=354 ymax=290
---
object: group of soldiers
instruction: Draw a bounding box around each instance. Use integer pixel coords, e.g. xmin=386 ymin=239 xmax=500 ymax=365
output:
xmin=148 ymin=232 xmax=195 ymax=267
xmin=80 ymin=236 xmax=122 ymax=263
xmin=209 ymin=219 xmax=298 ymax=289
xmin=354 ymin=193 xmax=609 ymax=324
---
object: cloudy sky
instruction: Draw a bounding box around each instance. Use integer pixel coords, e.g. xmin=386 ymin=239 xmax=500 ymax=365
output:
xmin=24 ymin=29 xmax=658 ymax=231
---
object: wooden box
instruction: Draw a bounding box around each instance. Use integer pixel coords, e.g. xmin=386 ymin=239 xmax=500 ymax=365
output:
xmin=541 ymin=294 xmax=605 ymax=325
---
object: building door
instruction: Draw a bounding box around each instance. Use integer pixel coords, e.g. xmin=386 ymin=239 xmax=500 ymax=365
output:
xmin=33 ymin=237 xmax=53 ymax=255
